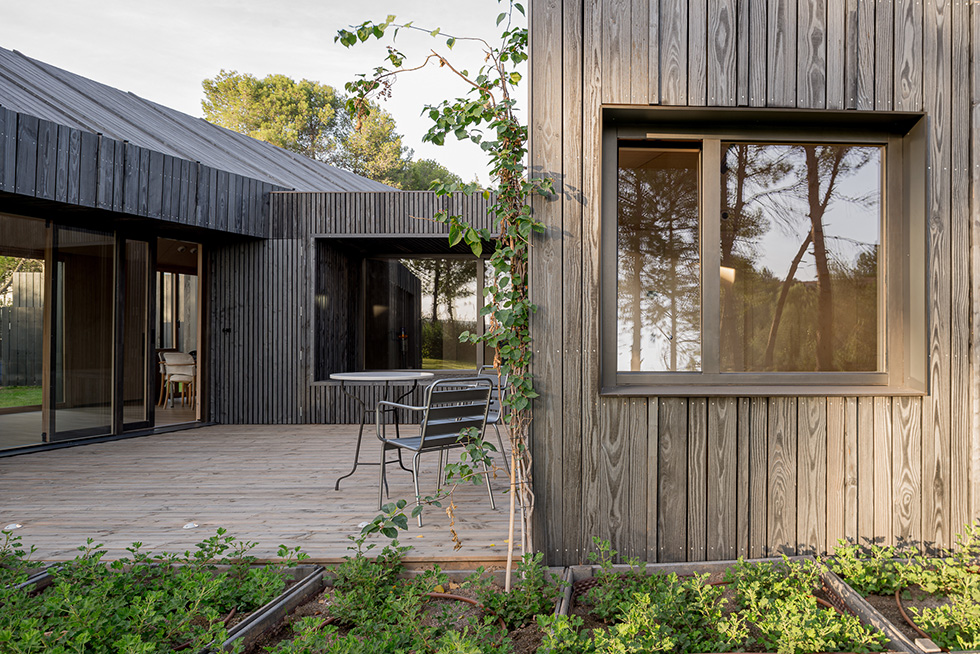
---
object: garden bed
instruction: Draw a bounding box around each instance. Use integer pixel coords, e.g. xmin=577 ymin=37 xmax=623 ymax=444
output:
xmin=251 ymin=542 xmax=565 ymax=654
xmin=0 ymin=529 xmax=320 ymax=653
xmin=543 ymin=541 xmax=900 ymax=654
xmin=826 ymin=527 xmax=980 ymax=654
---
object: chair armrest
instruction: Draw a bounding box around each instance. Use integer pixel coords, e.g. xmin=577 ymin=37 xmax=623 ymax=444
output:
xmin=376 ymin=400 xmax=423 ymax=443
xmin=376 ymin=400 xmax=424 ymax=412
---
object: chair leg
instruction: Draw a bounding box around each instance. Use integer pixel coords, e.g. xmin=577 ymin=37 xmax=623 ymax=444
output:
xmin=413 ymin=452 xmax=423 ymax=527
xmin=437 ymin=448 xmax=445 ymax=491
xmin=482 ymin=456 xmax=496 ymax=510
xmin=378 ymin=444 xmax=387 ymax=510
xmin=493 ymin=423 xmax=510 ymax=476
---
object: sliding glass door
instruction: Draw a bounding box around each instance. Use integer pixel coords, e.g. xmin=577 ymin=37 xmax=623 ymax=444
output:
xmin=154 ymin=238 xmax=200 ymax=427
xmin=0 ymin=215 xmax=203 ymax=450
xmin=49 ymin=226 xmax=115 ymax=441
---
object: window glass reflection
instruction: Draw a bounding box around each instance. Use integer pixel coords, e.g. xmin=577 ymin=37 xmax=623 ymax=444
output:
xmin=617 ymin=146 xmax=701 ymax=372
xmin=365 ymin=258 xmax=478 ymax=370
xmin=720 ymin=143 xmax=882 ymax=372
xmin=52 ymin=226 xmax=114 ymax=439
xmin=0 ymin=213 xmax=47 ymax=448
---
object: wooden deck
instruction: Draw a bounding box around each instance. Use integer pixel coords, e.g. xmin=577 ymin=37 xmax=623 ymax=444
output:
xmin=0 ymin=425 xmax=511 ymax=564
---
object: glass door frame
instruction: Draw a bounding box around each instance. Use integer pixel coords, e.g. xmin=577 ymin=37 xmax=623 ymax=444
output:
xmin=41 ymin=228 xmax=159 ymax=441
xmin=118 ymin=234 xmax=156 ymax=432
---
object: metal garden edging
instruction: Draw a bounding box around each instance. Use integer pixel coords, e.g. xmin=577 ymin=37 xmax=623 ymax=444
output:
xmin=821 ymin=569 xmax=926 ymax=654
xmin=219 ymin=563 xmax=325 ymax=652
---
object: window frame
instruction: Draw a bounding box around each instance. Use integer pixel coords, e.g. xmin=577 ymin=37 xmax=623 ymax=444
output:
xmin=599 ymin=107 xmax=927 ymax=396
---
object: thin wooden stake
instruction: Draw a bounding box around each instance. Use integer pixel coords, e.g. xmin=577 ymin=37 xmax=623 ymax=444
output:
xmin=505 ymin=445 xmax=517 ymax=592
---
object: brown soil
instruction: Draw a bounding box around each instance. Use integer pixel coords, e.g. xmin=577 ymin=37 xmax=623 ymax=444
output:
xmin=863 ymin=586 xmax=952 ymax=644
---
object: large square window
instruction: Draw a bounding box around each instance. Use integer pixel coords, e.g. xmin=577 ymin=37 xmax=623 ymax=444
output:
xmin=600 ymin=108 xmax=926 ymax=395
xmin=313 ymin=239 xmax=494 ymax=377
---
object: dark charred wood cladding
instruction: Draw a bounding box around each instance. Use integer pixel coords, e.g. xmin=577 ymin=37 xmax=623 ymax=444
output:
xmin=275 ymin=191 xmax=496 ymax=238
xmin=528 ymin=0 xmax=978 ymax=565
xmin=0 ymin=106 xmax=279 ymax=237
xmin=207 ymin=191 xmax=496 ymax=425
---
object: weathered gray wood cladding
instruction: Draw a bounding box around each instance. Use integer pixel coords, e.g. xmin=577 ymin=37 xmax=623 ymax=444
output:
xmin=528 ymin=0 xmax=979 ymax=565
xmin=0 ymin=106 xmax=277 ymax=236
xmin=208 ymin=191 xmax=496 ymax=424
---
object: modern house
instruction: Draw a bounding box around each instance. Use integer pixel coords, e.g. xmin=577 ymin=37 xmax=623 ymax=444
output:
xmin=0 ymin=45 xmax=492 ymax=448
xmin=1 ymin=0 xmax=978 ymax=567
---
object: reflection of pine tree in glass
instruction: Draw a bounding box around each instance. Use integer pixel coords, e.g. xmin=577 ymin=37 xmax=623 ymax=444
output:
xmin=720 ymin=144 xmax=784 ymax=371
xmin=722 ymin=144 xmax=878 ymax=372
xmin=400 ymin=259 xmax=476 ymax=363
xmin=400 ymin=259 xmax=475 ymax=322
xmin=618 ymin=156 xmax=700 ymax=371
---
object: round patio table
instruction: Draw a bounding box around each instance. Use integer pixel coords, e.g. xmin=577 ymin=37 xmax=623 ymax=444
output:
xmin=330 ymin=371 xmax=434 ymax=490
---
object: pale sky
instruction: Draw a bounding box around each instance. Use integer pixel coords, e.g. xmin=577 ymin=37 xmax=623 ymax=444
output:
xmin=0 ymin=0 xmax=526 ymax=185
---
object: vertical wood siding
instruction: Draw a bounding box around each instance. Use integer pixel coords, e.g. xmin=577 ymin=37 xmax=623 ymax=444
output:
xmin=529 ymin=0 xmax=977 ymax=564
xmin=0 ymin=107 xmax=276 ymax=237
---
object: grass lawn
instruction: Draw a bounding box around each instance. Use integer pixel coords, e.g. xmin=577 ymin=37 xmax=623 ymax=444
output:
xmin=422 ymin=358 xmax=477 ymax=370
xmin=0 ymin=385 xmax=42 ymax=408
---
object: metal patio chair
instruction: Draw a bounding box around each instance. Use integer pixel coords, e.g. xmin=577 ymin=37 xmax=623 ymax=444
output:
xmin=376 ymin=377 xmax=495 ymax=526
xmin=477 ymin=365 xmax=510 ymax=476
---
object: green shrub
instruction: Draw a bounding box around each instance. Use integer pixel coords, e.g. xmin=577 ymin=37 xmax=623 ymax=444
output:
xmin=271 ymin=540 xmax=534 ymax=654
xmin=910 ymin=595 xmax=980 ymax=651
xmin=726 ymin=557 xmax=886 ymax=654
xmin=0 ymin=530 xmax=38 ymax=589
xmin=568 ymin=542 xmax=885 ymax=654
xmin=536 ymin=614 xmax=596 ymax=654
xmin=466 ymin=553 xmax=562 ymax=629
xmin=0 ymin=528 xmax=305 ymax=654
xmin=827 ymin=539 xmax=914 ymax=596
xmin=828 ymin=523 xmax=980 ymax=650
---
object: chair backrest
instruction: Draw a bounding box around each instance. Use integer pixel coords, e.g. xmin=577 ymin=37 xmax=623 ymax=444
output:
xmin=418 ymin=377 xmax=492 ymax=450
xmin=162 ymin=351 xmax=196 ymax=377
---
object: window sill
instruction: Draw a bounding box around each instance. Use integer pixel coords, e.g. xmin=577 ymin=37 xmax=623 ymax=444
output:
xmin=600 ymin=383 xmax=928 ymax=398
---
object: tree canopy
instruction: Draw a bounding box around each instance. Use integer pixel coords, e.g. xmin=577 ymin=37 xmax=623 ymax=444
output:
xmin=202 ymin=70 xmax=342 ymax=161
xmin=201 ymin=70 xmax=461 ymax=190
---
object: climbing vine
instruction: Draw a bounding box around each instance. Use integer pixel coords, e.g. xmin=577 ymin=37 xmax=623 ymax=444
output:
xmin=337 ymin=0 xmax=550 ymax=589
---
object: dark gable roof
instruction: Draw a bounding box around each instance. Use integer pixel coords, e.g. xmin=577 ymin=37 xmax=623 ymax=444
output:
xmin=0 ymin=46 xmax=393 ymax=193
